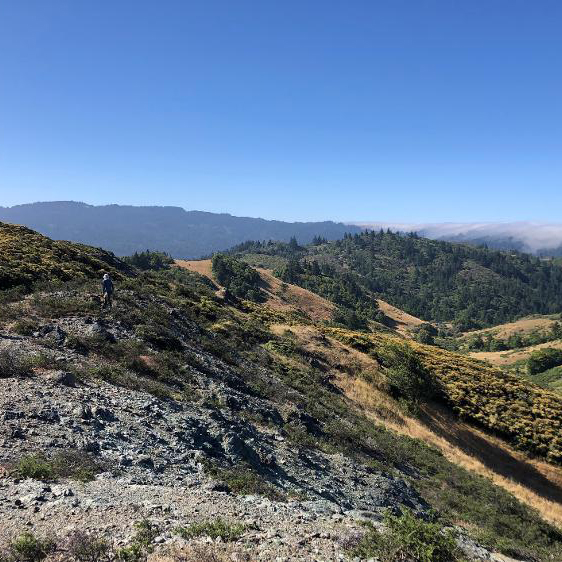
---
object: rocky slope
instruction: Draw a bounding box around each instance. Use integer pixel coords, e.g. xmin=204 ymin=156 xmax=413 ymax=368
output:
xmin=1 ymin=226 xmax=562 ymax=561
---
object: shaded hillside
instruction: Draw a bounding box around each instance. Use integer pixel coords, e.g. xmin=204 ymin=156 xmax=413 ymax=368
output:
xmin=0 ymin=221 xmax=132 ymax=291
xmin=0 ymin=202 xmax=360 ymax=258
xmin=230 ymin=232 xmax=562 ymax=329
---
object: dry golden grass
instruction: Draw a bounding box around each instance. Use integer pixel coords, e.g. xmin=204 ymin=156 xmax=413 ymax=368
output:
xmin=175 ymin=259 xmax=213 ymax=279
xmin=175 ymin=259 xmax=335 ymax=322
xmin=280 ymin=324 xmax=562 ymax=527
xmin=176 ymin=259 xmax=562 ymax=526
xmin=339 ymin=375 xmax=562 ymax=527
xmin=257 ymin=268 xmax=334 ymax=322
xmin=463 ymin=315 xmax=560 ymax=340
xmin=470 ymin=339 xmax=562 ymax=366
xmin=376 ymin=298 xmax=425 ymax=336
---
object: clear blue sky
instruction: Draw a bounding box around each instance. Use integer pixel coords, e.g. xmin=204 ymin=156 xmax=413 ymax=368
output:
xmin=0 ymin=0 xmax=560 ymax=222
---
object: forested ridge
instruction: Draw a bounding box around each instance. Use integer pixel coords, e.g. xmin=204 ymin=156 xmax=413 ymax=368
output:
xmin=229 ymin=230 xmax=562 ymax=329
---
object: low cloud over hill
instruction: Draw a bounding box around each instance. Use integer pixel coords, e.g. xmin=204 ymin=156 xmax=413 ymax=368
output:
xmin=353 ymin=221 xmax=562 ymax=256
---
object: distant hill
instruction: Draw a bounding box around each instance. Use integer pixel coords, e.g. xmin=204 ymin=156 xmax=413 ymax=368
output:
xmin=229 ymin=231 xmax=562 ymax=329
xmin=353 ymin=221 xmax=562 ymax=256
xmin=0 ymin=202 xmax=361 ymax=258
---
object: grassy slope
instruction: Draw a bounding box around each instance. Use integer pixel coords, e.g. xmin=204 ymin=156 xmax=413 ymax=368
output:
xmin=179 ymin=260 xmax=562 ymax=466
xmin=462 ymin=315 xmax=561 ymax=341
xmin=178 ymin=261 xmax=562 ymax=527
xmin=327 ymin=328 xmax=562 ymax=464
xmin=2 ymin=237 xmax=562 ymax=558
xmin=0 ymin=221 xmax=132 ymax=290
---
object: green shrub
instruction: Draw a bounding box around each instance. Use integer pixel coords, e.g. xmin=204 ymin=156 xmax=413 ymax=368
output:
xmin=176 ymin=519 xmax=247 ymax=542
xmin=135 ymin=323 xmax=183 ymax=351
xmin=527 ymin=347 xmax=562 ymax=375
xmin=4 ymin=532 xmax=55 ymax=562
xmin=116 ymin=520 xmax=159 ymax=562
xmin=205 ymin=464 xmax=284 ymax=501
xmin=351 ymin=510 xmax=463 ymax=562
xmin=31 ymin=294 xmax=97 ymax=318
xmin=84 ymin=364 xmax=174 ymax=400
xmin=14 ymin=455 xmax=55 ymax=481
xmin=382 ymin=344 xmax=437 ymax=412
xmin=14 ymin=450 xmax=101 ymax=482
xmin=12 ymin=319 xmax=40 ymax=336
xmin=0 ymin=350 xmax=32 ymax=379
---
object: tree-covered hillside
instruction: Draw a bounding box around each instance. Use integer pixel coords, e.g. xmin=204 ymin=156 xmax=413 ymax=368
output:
xmin=229 ymin=231 xmax=562 ymax=329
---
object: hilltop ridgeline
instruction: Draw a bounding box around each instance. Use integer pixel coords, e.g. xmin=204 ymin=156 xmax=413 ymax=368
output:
xmin=0 ymin=202 xmax=361 ymax=258
xmin=0 ymin=221 xmax=133 ymax=291
xmin=229 ymin=231 xmax=562 ymax=329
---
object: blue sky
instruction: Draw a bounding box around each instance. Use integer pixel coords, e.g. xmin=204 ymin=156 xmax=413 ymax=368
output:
xmin=0 ymin=0 xmax=560 ymax=222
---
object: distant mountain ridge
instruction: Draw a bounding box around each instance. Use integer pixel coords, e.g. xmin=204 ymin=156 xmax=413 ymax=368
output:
xmin=353 ymin=221 xmax=562 ymax=256
xmin=0 ymin=201 xmax=361 ymax=258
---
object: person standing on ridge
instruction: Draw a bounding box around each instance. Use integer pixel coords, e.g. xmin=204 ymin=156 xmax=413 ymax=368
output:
xmin=101 ymin=273 xmax=114 ymax=310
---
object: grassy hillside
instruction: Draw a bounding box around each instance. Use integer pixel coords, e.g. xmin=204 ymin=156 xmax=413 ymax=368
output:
xmin=324 ymin=328 xmax=562 ymax=464
xmin=3 ymin=230 xmax=562 ymax=559
xmin=229 ymin=231 xmax=562 ymax=329
xmin=0 ymin=221 xmax=132 ymax=291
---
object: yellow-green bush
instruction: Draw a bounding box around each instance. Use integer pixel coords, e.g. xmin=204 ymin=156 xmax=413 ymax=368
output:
xmin=325 ymin=327 xmax=562 ymax=463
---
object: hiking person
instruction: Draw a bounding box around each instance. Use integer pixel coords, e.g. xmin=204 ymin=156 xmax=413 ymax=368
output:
xmin=101 ymin=273 xmax=114 ymax=310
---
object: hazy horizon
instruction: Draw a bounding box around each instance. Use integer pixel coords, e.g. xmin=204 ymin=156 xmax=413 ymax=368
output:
xmin=2 ymin=200 xmax=562 ymax=253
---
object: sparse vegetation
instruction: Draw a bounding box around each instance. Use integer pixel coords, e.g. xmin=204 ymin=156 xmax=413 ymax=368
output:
xmin=0 ymin=350 xmax=32 ymax=379
xmin=13 ymin=450 xmax=102 ymax=482
xmin=12 ymin=319 xmax=40 ymax=336
xmin=205 ymin=464 xmax=284 ymax=501
xmin=67 ymin=532 xmax=111 ymax=562
xmin=116 ymin=520 xmax=159 ymax=562
xmin=1 ymin=532 xmax=55 ymax=562
xmin=351 ymin=510 xmax=464 ymax=562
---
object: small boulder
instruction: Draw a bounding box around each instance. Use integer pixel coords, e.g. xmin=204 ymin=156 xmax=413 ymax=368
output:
xmin=46 ymin=371 xmax=77 ymax=387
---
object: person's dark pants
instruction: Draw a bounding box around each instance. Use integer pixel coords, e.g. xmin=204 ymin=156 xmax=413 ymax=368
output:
xmin=103 ymin=292 xmax=113 ymax=309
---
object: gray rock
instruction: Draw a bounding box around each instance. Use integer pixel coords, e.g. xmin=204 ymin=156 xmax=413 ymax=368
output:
xmin=46 ymin=371 xmax=77 ymax=387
